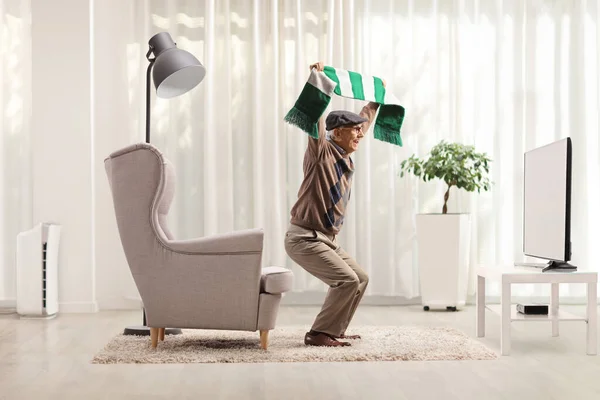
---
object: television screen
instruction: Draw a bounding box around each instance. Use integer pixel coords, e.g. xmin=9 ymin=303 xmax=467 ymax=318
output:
xmin=523 ymin=137 xmax=572 ymax=262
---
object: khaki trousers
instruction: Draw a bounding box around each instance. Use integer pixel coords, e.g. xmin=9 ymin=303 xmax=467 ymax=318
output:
xmin=284 ymin=224 xmax=369 ymax=337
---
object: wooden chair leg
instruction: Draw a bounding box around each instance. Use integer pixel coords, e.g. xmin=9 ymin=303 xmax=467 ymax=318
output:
xmin=260 ymin=330 xmax=269 ymax=350
xmin=159 ymin=328 xmax=165 ymax=341
xmin=150 ymin=327 xmax=159 ymax=348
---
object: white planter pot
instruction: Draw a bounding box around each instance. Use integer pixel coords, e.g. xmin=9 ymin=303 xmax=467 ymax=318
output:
xmin=416 ymin=213 xmax=471 ymax=311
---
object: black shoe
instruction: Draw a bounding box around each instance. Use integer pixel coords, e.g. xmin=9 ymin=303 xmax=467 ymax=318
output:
xmin=304 ymin=331 xmax=351 ymax=347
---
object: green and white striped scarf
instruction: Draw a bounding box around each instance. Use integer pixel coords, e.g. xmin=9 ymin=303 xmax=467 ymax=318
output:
xmin=284 ymin=66 xmax=405 ymax=146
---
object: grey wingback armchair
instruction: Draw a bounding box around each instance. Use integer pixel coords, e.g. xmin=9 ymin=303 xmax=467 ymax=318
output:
xmin=104 ymin=143 xmax=293 ymax=350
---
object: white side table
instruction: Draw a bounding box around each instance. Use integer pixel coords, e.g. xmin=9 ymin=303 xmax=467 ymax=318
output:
xmin=476 ymin=265 xmax=598 ymax=356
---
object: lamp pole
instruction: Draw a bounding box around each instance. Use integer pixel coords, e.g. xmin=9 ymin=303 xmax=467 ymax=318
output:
xmin=125 ymin=45 xmax=156 ymax=335
xmin=145 ymin=56 xmax=155 ymax=144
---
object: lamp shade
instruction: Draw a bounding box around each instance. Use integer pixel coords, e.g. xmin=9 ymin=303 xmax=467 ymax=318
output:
xmin=148 ymin=32 xmax=206 ymax=99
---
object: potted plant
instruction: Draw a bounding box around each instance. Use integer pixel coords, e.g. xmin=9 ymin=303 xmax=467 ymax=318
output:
xmin=400 ymin=140 xmax=492 ymax=311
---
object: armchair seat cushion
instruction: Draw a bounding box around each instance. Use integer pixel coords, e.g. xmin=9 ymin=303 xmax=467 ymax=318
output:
xmin=260 ymin=266 xmax=293 ymax=294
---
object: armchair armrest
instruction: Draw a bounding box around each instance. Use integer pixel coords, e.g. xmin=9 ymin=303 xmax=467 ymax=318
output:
xmin=142 ymin=230 xmax=265 ymax=330
xmin=260 ymin=266 xmax=294 ymax=294
xmin=164 ymin=228 xmax=263 ymax=255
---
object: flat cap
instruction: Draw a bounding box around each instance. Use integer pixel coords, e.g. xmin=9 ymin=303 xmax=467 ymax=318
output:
xmin=325 ymin=110 xmax=368 ymax=131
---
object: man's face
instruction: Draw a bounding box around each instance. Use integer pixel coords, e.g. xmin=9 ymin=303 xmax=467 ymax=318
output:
xmin=332 ymin=124 xmax=364 ymax=154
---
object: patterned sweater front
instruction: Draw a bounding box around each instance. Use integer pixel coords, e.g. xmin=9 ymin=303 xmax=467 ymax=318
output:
xmin=290 ymin=102 xmax=379 ymax=236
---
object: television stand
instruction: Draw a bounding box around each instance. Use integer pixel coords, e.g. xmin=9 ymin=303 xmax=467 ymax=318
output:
xmin=542 ymin=261 xmax=577 ymax=272
xmin=476 ymin=265 xmax=597 ymax=356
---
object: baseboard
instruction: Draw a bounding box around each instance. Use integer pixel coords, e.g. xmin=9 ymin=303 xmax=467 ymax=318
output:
xmin=282 ymin=293 xmax=598 ymax=306
xmin=96 ymin=297 xmax=142 ymax=311
xmin=2 ymin=299 xmax=104 ymax=314
xmin=59 ymin=301 xmax=99 ymax=313
xmin=49 ymin=294 xmax=600 ymax=312
xmin=0 ymin=298 xmax=16 ymax=314
xmin=282 ymin=292 xmax=421 ymax=306
xmin=0 ymin=298 xmax=16 ymax=308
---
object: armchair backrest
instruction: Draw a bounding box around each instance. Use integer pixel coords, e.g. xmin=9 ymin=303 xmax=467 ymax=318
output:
xmin=104 ymin=143 xmax=175 ymax=276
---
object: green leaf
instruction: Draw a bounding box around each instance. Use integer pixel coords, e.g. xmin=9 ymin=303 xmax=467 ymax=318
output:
xmin=398 ymin=140 xmax=494 ymax=207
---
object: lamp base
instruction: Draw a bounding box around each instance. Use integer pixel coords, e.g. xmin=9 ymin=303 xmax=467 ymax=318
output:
xmin=123 ymin=326 xmax=183 ymax=336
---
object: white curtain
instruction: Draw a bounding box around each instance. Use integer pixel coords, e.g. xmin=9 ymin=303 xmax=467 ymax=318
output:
xmin=109 ymin=0 xmax=600 ymax=302
xmin=0 ymin=0 xmax=31 ymax=306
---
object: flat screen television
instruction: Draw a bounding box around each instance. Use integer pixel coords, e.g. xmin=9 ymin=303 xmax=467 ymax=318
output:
xmin=522 ymin=137 xmax=576 ymax=272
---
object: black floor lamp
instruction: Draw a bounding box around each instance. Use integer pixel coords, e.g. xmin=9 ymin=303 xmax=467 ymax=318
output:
xmin=123 ymin=32 xmax=206 ymax=337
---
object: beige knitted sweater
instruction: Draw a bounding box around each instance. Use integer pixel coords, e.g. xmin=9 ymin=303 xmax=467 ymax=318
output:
xmin=289 ymin=102 xmax=379 ymax=235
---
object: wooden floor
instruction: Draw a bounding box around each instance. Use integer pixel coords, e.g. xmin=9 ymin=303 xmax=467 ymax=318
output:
xmin=1 ymin=305 xmax=600 ymax=399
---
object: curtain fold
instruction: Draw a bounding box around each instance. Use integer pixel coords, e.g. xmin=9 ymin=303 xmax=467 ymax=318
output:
xmin=106 ymin=0 xmax=600 ymax=301
xmin=0 ymin=0 xmax=31 ymax=305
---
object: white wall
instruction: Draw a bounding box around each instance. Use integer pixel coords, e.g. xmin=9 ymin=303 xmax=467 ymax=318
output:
xmin=31 ymin=0 xmax=97 ymax=313
xmin=93 ymin=0 xmax=141 ymax=310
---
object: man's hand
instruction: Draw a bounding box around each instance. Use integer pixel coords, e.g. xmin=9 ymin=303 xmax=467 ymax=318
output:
xmin=310 ymin=62 xmax=324 ymax=72
xmin=382 ymin=79 xmax=386 ymax=88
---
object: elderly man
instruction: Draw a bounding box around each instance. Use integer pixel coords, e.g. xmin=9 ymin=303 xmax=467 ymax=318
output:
xmin=284 ymin=61 xmax=383 ymax=347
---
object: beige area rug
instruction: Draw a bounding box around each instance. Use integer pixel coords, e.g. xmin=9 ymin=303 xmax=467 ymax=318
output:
xmin=91 ymin=326 xmax=497 ymax=364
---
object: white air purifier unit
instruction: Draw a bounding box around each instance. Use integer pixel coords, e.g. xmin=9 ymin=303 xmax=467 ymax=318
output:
xmin=16 ymin=223 xmax=61 ymax=319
